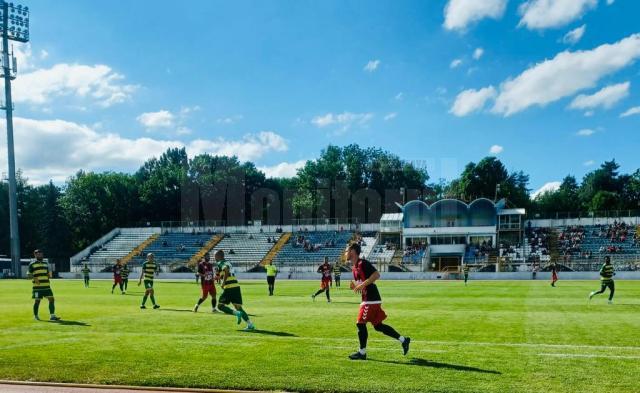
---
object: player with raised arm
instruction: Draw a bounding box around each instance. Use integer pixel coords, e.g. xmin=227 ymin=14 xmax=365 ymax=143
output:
xmin=193 ymin=252 xmax=217 ymax=312
xmin=215 ymin=250 xmax=255 ymax=330
xmin=311 ymin=257 xmax=332 ymax=302
xmin=347 ymin=243 xmax=410 ymax=360
xmin=138 ymin=253 xmax=160 ymax=309
xmin=28 ymin=249 xmax=60 ymax=321
xmin=589 ymin=256 xmax=616 ymax=304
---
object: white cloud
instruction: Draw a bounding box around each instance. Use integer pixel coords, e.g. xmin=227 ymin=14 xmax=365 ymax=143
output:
xmin=0 ymin=118 xmax=288 ymax=184
xmin=216 ymin=115 xmax=243 ymax=125
xmin=311 ymin=112 xmax=374 ymax=132
xmin=258 ymin=160 xmax=307 ymax=178
xmin=13 ymin=63 xmax=138 ymax=107
xmin=443 ymin=0 xmax=508 ymax=31
xmin=606 ymin=0 xmax=614 ymax=5
xmin=569 ymin=82 xmax=630 ymax=111
xmin=137 ymin=110 xmax=175 ymax=129
xmin=489 ymin=144 xmax=504 ymax=154
xmin=532 ymin=181 xmax=561 ymax=199
xmin=562 ymin=24 xmax=586 ymax=45
xmin=473 ymin=47 xmax=484 ymax=60
xmin=583 ymin=160 xmax=595 ymax=166
xmin=450 ymin=59 xmax=463 ymax=68
xmin=620 ymin=106 xmax=640 ymax=118
xmin=364 ymin=60 xmax=380 ymax=72
xmin=450 ymin=86 xmax=497 ymax=117
xmin=518 ymin=0 xmax=597 ymax=30
xmin=492 ymin=34 xmax=640 ymax=116
xmin=39 ymin=49 xmax=49 ymax=60
xmin=584 ymin=110 xmax=594 ymax=117
xmin=383 ymin=112 xmax=397 ymax=121
xmin=176 ymin=126 xmax=192 ymax=136
xmin=576 ymin=128 xmax=595 ymax=136
xmin=394 ymin=92 xmax=404 ymax=101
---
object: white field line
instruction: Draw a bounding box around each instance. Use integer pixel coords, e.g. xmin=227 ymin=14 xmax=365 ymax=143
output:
xmin=538 ymin=353 xmax=640 ymax=360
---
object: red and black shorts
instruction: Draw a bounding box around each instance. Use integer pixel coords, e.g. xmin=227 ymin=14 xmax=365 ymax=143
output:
xmin=201 ymin=282 xmax=216 ymax=298
xmin=113 ymin=276 xmax=122 ymax=284
xmin=357 ymin=303 xmax=387 ymax=326
xmin=321 ymin=278 xmax=331 ymax=289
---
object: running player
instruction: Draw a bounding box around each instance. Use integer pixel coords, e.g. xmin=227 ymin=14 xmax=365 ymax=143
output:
xmin=550 ymin=261 xmax=559 ymax=287
xmin=265 ymin=261 xmax=277 ymax=296
xmin=462 ymin=263 xmax=470 ymax=286
xmin=193 ymin=252 xmax=217 ymax=312
xmin=28 ymin=249 xmax=60 ymax=321
xmin=81 ymin=263 xmax=90 ymax=288
xmin=347 ymin=243 xmax=410 ymax=360
xmin=311 ymin=257 xmax=332 ymax=302
xmin=121 ymin=263 xmax=130 ymax=294
xmin=215 ymin=250 xmax=255 ymax=330
xmin=138 ymin=253 xmax=160 ymax=309
xmin=111 ymin=260 xmax=124 ymax=294
xmin=589 ymin=256 xmax=616 ymax=304
xmin=333 ymin=262 xmax=342 ymax=288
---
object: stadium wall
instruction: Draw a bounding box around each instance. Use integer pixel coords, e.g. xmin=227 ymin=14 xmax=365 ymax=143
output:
xmin=59 ymin=272 xmax=640 ymax=280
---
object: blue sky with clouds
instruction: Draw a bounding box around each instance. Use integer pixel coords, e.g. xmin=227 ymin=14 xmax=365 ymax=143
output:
xmin=1 ymin=0 xmax=639 ymax=196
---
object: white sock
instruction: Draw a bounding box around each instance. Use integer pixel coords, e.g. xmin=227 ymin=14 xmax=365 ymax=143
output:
xmin=399 ymin=336 xmax=406 ymax=344
xmin=359 ymin=348 xmax=366 ymax=355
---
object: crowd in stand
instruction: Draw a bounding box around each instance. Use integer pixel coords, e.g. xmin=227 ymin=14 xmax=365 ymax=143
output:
xmin=403 ymin=243 xmax=426 ymax=258
xmin=291 ymin=233 xmax=338 ymax=253
xmin=559 ymin=225 xmax=585 ymax=256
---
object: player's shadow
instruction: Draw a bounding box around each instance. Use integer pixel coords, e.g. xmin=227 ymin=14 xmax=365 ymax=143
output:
xmin=160 ymin=308 xmax=195 ymax=313
xmin=370 ymin=358 xmax=501 ymax=375
xmin=328 ymin=301 xmax=361 ymax=305
xmin=239 ymin=329 xmax=297 ymax=337
xmin=49 ymin=320 xmax=90 ymax=327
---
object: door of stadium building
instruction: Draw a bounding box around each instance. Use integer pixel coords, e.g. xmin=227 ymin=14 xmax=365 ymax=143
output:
xmin=434 ymin=256 xmax=461 ymax=271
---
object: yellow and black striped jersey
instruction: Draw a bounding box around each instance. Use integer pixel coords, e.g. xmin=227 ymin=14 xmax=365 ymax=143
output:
xmin=600 ymin=264 xmax=615 ymax=282
xmin=142 ymin=261 xmax=157 ymax=281
xmin=28 ymin=260 xmax=51 ymax=289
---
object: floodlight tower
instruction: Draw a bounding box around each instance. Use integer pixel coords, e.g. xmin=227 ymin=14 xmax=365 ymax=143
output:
xmin=1 ymin=1 xmax=29 ymax=278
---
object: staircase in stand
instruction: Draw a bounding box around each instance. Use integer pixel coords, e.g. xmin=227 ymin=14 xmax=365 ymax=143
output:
xmin=120 ymin=233 xmax=159 ymax=265
xmin=187 ymin=234 xmax=224 ymax=268
xmin=260 ymin=232 xmax=291 ymax=266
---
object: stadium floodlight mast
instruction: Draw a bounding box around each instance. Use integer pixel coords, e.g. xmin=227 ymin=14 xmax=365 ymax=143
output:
xmin=0 ymin=0 xmax=29 ymax=278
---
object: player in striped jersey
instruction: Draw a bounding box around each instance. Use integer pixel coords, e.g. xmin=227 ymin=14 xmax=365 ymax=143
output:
xmin=462 ymin=263 xmax=470 ymax=286
xmin=121 ymin=263 xmax=130 ymax=294
xmin=333 ymin=263 xmax=342 ymax=288
xmin=214 ymin=250 xmax=255 ymax=330
xmin=138 ymin=253 xmax=160 ymax=309
xmin=589 ymin=256 xmax=616 ymax=304
xmin=28 ymin=249 xmax=60 ymax=321
xmin=347 ymin=243 xmax=410 ymax=360
xmin=81 ymin=264 xmax=90 ymax=288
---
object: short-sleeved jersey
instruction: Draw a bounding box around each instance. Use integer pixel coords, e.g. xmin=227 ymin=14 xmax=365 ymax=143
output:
xmin=265 ymin=264 xmax=278 ymax=277
xmin=333 ymin=265 xmax=342 ymax=277
xmin=81 ymin=266 xmax=90 ymax=276
xmin=198 ymin=261 xmax=215 ymax=284
xmin=120 ymin=264 xmax=130 ymax=279
xmin=113 ymin=264 xmax=122 ymax=278
xmin=550 ymin=263 xmax=557 ymax=273
xmin=462 ymin=265 xmax=470 ymax=274
xmin=28 ymin=260 xmax=51 ymax=290
xmin=600 ymin=263 xmax=615 ymax=282
xmin=142 ymin=261 xmax=157 ymax=281
xmin=352 ymin=258 xmax=381 ymax=304
xmin=217 ymin=259 xmax=239 ymax=289
xmin=318 ymin=263 xmax=332 ymax=280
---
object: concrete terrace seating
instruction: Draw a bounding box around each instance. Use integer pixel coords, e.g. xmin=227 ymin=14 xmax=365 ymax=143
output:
xmin=359 ymin=237 xmax=377 ymax=260
xmin=273 ymin=231 xmax=352 ymax=264
xmin=86 ymin=232 xmax=154 ymax=264
xmin=214 ymin=233 xmax=282 ymax=265
xmin=560 ymin=225 xmax=640 ymax=256
xmin=131 ymin=232 xmax=213 ymax=265
xmin=369 ymin=246 xmax=395 ymax=263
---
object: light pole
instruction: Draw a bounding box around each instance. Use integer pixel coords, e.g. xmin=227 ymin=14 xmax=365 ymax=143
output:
xmin=1 ymin=1 xmax=29 ymax=278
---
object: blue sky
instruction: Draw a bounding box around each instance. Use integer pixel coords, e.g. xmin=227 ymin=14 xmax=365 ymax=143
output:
xmin=1 ymin=0 xmax=639 ymax=196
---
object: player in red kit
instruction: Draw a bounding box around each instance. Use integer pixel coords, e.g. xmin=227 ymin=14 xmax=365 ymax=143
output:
xmin=347 ymin=243 xmax=410 ymax=360
xmin=193 ymin=252 xmax=217 ymax=312
xmin=311 ymin=257 xmax=332 ymax=303
xmin=111 ymin=260 xmax=124 ymax=294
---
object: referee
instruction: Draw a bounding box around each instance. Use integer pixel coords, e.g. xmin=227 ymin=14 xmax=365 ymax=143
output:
xmin=266 ymin=261 xmax=278 ymax=296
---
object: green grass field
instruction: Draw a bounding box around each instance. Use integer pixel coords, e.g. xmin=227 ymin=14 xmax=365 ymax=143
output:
xmin=1 ymin=278 xmax=639 ymax=393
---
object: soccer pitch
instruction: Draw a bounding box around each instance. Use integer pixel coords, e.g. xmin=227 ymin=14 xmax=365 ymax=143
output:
xmin=1 ymin=279 xmax=639 ymax=393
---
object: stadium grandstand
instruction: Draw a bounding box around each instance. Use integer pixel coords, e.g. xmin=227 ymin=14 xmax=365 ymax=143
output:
xmin=67 ymin=198 xmax=640 ymax=277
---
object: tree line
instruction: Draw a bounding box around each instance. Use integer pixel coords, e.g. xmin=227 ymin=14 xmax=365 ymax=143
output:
xmin=1 ymin=144 xmax=638 ymax=260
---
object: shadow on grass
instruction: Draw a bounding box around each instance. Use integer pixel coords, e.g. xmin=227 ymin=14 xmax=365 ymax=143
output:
xmin=328 ymin=301 xmax=361 ymax=305
xmin=48 ymin=320 xmax=90 ymax=327
xmin=238 ymin=329 xmax=297 ymax=337
xmin=159 ymin=308 xmax=194 ymax=313
xmin=369 ymin=358 xmax=501 ymax=374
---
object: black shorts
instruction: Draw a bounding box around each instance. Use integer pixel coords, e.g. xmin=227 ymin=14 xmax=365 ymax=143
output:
xmin=267 ymin=276 xmax=275 ymax=285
